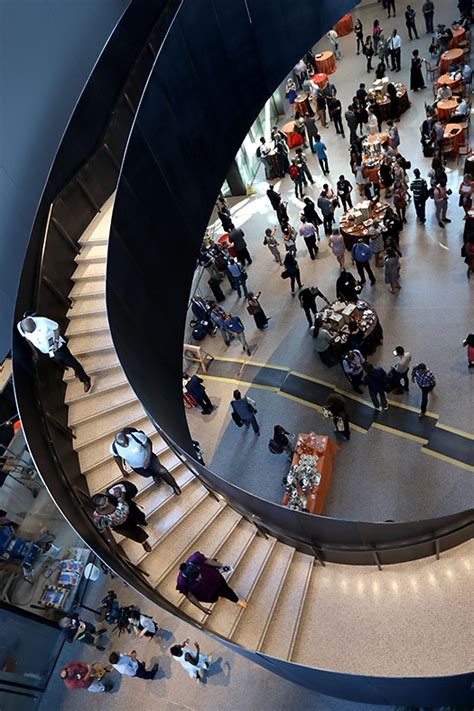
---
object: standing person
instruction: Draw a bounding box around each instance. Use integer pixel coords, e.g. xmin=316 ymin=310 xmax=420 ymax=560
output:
xmin=405 ymin=5 xmax=419 ymax=39
xmin=337 ymin=175 xmax=353 ymax=211
xmin=216 ymin=204 xmax=235 ymax=232
xmin=60 ymin=662 xmax=113 ymax=693
xmin=298 ymin=285 xmax=331 ymax=327
xmin=345 ymin=106 xmax=359 ymax=144
xmin=111 ymin=427 xmax=181 ymax=495
xmin=222 ymin=313 xmax=251 ymax=355
xmin=226 ymin=258 xmax=249 ymax=298
xmin=458 ymin=174 xmax=474 ymax=218
xmin=329 ymin=228 xmax=346 ymax=269
xmin=388 ymin=120 xmax=400 ymax=150
xmin=410 ymin=168 xmax=429 ymax=223
xmin=387 ymin=0 xmax=397 ymax=18
xmin=228 ymin=227 xmax=252 ymax=266
xmin=295 ymin=148 xmax=315 ymax=185
xmin=372 ymin=20 xmax=383 ymax=52
xmin=266 ymin=184 xmax=281 ymax=211
xmin=59 ymin=614 xmax=106 ymax=651
xmin=367 ymin=106 xmax=379 ymax=136
xmin=368 ymin=222 xmax=385 ymax=267
xmin=182 ymin=373 xmax=214 ymax=414
xmin=177 ymin=551 xmax=248 ymax=612
xmin=410 ymin=49 xmax=425 ymax=91
xmin=283 ymin=251 xmax=303 ymax=296
xmin=422 ymin=1 xmax=435 ymax=34
xmin=170 ymin=640 xmax=213 ymax=682
xmin=303 ymin=197 xmax=323 ymax=234
xmin=342 ymin=350 xmax=366 ymax=393
xmin=270 ymin=425 xmax=294 ymax=457
xmin=299 ymin=216 xmax=319 ymax=260
xmin=463 ymin=233 xmax=474 ymax=278
xmin=384 ymin=248 xmax=401 ymax=293
xmin=17 ymin=315 xmax=91 ymax=392
xmin=263 ymin=227 xmax=283 ymax=265
xmin=363 ymin=363 xmax=389 ymax=411
xmin=355 ymin=18 xmax=364 ymax=54
xmin=230 ymin=390 xmax=259 ymax=434
xmin=355 ymin=159 xmax=368 ymax=196
xmin=363 ymin=36 xmax=375 ymax=72
xmin=393 ymin=180 xmax=408 ymax=223
xmin=336 ymin=268 xmax=360 ymax=302
xmin=91 ymin=490 xmax=151 ymax=552
xmin=411 ymin=363 xmax=436 ymax=417
xmin=289 ymin=159 xmax=306 ymax=200
xmin=317 ymin=193 xmax=334 ymax=237
xmin=211 ymin=305 xmax=232 ymax=346
xmin=128 ymin=610 xmax=160 ymax=640
xmin=327 ymin=29 xmax=342 ymax=59
xmin=109 ymin=650 xmax=158 ymax=680
xmin=304 ymin=114 xmax=319 ymax=153
xmin=328 ymin=96 xmax=345 ymax=137
xmin=388 ymin=29 xmax=402 ymax=71
xmin=312 ymin=319 xmax=336 ymax=366
xmin=315 ymin=90 xmax=328 ymax=128
xmin=392 ymin=345 xmax=411 ymax=393
xmin=433 ymin=179 xmax=451 ymax=228
xmin=293 ymin=58 xmax=308 ymax=89
xmin=325 ymin=394 xmax=350 ymax=440
xmin=352 ymin=238 xmax=376 ymax=286
xmin=462 ymin=334 xmax=474 ymax=368
xmin=313 ymin=134 xmax=330 ymax=175
xmin=246 ymin=292 xmax=269 ymax=330
xmin=275 ymin=134 xmax=290 ymax=177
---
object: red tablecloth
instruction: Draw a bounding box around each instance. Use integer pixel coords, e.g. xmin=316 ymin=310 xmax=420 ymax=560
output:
xmin=312 ymin=72 xmax=328 ymax=89
xmin=335 ymin=13 xmax=353 ymax=36
xmin=282 ymin=121 xmax=303 ymax=148
xmin=448 ymin=27 xmax=466 ymax=49
xmin=315 ymin=51 xmax=336 ymax=75
xmin=281 ymin=433 xmax=340 ymax=515
xmin=439 ymin=48 xmax=463 ymax=74
xmin=436 ymin=98 xmax=459 ymax=119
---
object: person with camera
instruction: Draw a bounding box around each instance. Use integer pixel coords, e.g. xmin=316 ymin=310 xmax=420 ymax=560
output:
xmin=128 ymin=609 xmax=160 ymax=640
xmin=176 ymin=551 xmax=248 ymax=615
xmin=170 ymin=639 xmax=213 ymax=681
xmin=59 ymin=613 xmax=106 ymax=650
xmin=60 ymin=661 xmax=113 ymax=693
xmin=108 ymin=649 xmax=158 ymax=680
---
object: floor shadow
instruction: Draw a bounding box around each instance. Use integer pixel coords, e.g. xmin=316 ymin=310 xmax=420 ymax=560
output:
xmin=153 ymin=653 xmax=172 ymax=680
xmin=202 ymin=656 xmax=231 ymax=687
xmin=156 ymin=627 xmax=174 ymax=652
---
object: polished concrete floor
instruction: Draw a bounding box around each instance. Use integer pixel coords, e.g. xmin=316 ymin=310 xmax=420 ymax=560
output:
xmin=186 ymin=0 xmax=474 ymax=521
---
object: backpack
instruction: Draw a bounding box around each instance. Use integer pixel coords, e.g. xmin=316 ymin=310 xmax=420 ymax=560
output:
xmin=289 ymin=165 xmax=300 ymax=180
xmin=268 ymin=438 xmax=284 ymax=454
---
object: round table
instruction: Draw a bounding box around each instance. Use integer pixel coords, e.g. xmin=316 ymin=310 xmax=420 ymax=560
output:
xmin=335 ymin=13 xmax=353 ymax=36
xmin=218 ymin=233 xmax=237 ymax=258
xmin=448 ymin=27 xmax=466 ymax=48
xmin=437 ymin=73 xmax=463 ymax=91
xmin=315 ymin=51 xmax=336 ymax=75
xmin=321 ymin=299 xmax=383 ymax=357
xmin=437 ymin=97 xmax=459 ymax=119
xmin=444 ymin=123 xmax=465 ymax=150
xmin=294 ymin=93 xmax=312 ymax=117
xmin=339 ymin=203 xmax=389 ymax=250
xmin=282 ymin=120 xmax=303 ymax=149
xmin=375 ymin=84 xmax=410 ymax=121
xmin=439 ymin=48 xmax=464 ymax=74
xmin=312 ymin=72 xmax=328 ymax=89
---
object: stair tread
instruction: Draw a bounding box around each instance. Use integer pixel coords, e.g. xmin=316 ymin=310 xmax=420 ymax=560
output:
xmin=76 ymin=415 xmax=154 ymax=462
xmin=73 ymin=401 xmax=147 ymax=447
xmin=73 ymin=262 xmax=107 ymax=281
xmin=260 ymin=551 xmax=314 ymax=660
xmin=70 ymin=280 xmax=106 ymax=298
xmin=205 ymin=535 xmax=276 ymax=639
xmin=76 ymin=244 xmax=108 ymax=263
xmin=65 ymin=314 xmax=109 ymax=337
xmin=67 ymin=295 xmax=106 ymax=317
xmin=67 ymin=383 xmax=134 ymax=424
xmin=67 ymin=331 xmax=113 ymax=354
xmin=63 ymin=349 xmax=118 ymax=379
xmin=231 ymin=543 xmax=295 ymax=650
xmin=65 ymin=365 xmax=126 ymax=404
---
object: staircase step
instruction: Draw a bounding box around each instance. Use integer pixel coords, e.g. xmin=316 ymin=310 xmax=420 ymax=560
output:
xmin=65 ymin=364 xmax=126 ymax=404
xmin=205 ymin=535 xmax=276 ymax=639
xmin=76 ymin=414 xmax=153 ymax=462
xmin=72 ymin=261 xmax=106 ymax=282
xmin=154 ymin=505 xmax=241 ymax=594
xmin=70 ymin=280 xmax=106 ymax=299
xmin=67 ymin=330 xmax=113 ymax=356
xmin=63 ymin=349 xmax=119 ymax=381
xmin=65 ymin=314 xmax=109 ymax=337
xmin=67 ymin=383 xmax=134 ymax=424
xmin=260 ymin=552 xmax=314 ymax=660
xmin=67 ymin=295 xmax=106 ymax=318
xmin=73 ymin=400 xmax=146 ymax=448
xmin=231 ymin=543 xmax=295 ymax=651
xmin=120 ymin=480 xmax=210 ymax=565
xmin=178 ymin=518 xmax=257 ymax=620
xmin=290 ymin=562 xmax=326 ymax=665
xmin=76 ymin=243 xmax=107 ymax=264
xmin=79 ymin=203 xmax=113 ymax=247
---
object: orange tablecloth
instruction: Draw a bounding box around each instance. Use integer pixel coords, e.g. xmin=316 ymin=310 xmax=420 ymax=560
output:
xmin=439 ymin=48 xmax=464 ymax=74
xmin=312 ymin=72 xmax=328 ymax=89
xmin=437 ymin=97 xmax=459 ymax=119
xmin=281 ymin=433 xmax=340 ymax=515
xmin=448 ymin=27 xmax=466 ymax=48
xmin=444 ymin=123 xmax=465 ymax=150
xmin=294 ymin=93 xmax=311 ymax=117
xmin=335 ymin=13 xmax=353 ymax=36
xmin=437 ymin=73 xmax=463 ymax=90
xmin=282 ymin=120 xmax=303 ymax=148
xmin=217 ymin=233 xmax=237 ymax=257
xmin=315 ymin=51 xmax=336 ymax=75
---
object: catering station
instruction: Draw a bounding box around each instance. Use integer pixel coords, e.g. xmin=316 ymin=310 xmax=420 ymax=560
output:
xmin=369 ymin=78 xmax=410 ymax=121
xmin=340 ymin=199 xmax=388 ymax=249
xmin=282 ymin=433 xmax=340 ymax=514
xmin=319 ymin=298 xmax=383 ymax=355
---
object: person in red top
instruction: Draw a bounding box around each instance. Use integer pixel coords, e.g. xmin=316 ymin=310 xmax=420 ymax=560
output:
xmin=176 ymin=551 xmax=248 ymax=615
xmin=60 ymin=661 xmax=112 ymax=693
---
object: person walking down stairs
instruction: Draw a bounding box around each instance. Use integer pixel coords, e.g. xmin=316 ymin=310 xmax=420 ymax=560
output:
xmin=91 ymin=487 xmax=152 ymax=553
xmin=176 ymin=551 xmax=248 ymax=615
xmin=111 ymin=427 xmax=181 ymax=495
xmin=170 ymin=639 xmax=213 ymax=682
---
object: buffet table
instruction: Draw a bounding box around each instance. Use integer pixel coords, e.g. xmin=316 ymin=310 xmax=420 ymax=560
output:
xmin=315 ymin=50 xmax=336 ymax=75
xmin=361 ymin=133 xmax=389 ymax=183
xmin=339 ymin=200 xmax=389 ymax=250
xmin=282 ymin=433 xmax=340 ymax=515
xmin=319 ymin=298 xmax=383 ymax=356
xmin=439 ymin=48 xmax=464 ymax=74
xmin=312 ymin=72 xmax=328 ymax=89
xmin=335 ymin=13 xmax=353 ymax=36
xmin=282 ymin=120 xmax=304 ymax=148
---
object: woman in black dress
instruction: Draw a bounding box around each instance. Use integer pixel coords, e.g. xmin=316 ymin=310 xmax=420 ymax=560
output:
xmin=246 ymin=292 xmax=269 ymax=330
xmin=283 ymin=252 xmax=303 ymax=296
xmin=410 ymin=50 xmax=426 ymax=92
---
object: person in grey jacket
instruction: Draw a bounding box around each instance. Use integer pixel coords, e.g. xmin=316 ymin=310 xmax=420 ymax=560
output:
xmin=230 ymin=390 xmax=260 ymax=434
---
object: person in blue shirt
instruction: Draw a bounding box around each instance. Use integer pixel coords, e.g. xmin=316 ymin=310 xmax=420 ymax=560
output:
xmin=223 ymin=313 xmax=251 ymax=355
xmin=313 ymin=134 xmax=330 ymax=175
xmin=351 ymin=238 xmax=376 ymax=285
xmin=363 ymin=362 xmax=389 ymax=411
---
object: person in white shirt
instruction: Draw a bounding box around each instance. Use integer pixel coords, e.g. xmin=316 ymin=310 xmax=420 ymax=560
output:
xmin=392 ymin=345 xmax=412 ymax=393
xmin=293 ymin=58 xmax=307 ymax=89
xmin=454 ymin=97 xmax=469 ymax=117
xmin=388 ymin=29 xmax=401 ymax=71
xmin=108 ymin=650 xmax=158 ymax=680
xmin=111 ymin=426 xmax=181 ymax=495
xmin=17 ymin=315 xmax=91 ymax=392
xmin=170 ymin=639 xmax=213 ymax=682
xmin=436 ymin=84 xmax=452 ymax=101
xmin=128 ymin=610 xmax=159 ymax=639
xmin=327 ymin=29 xmax=342 ymax=59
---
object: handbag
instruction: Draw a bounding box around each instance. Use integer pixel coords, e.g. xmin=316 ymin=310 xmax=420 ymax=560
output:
xmin=336 ymin=417 xmax=346 ymax=432
xmin=281 ymin=269 xmax=290 ymax=279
